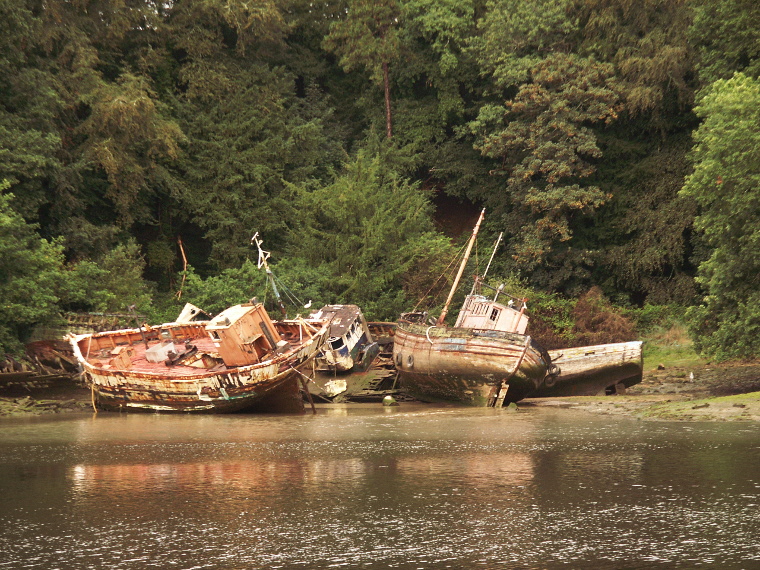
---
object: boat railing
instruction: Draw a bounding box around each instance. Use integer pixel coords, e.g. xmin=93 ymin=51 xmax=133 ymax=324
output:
xmin=472 ymin=279 xmax=527 ymax=307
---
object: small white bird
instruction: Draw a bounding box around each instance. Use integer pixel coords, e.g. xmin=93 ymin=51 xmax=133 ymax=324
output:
xmin=689 ymin=372 xmax=694 ymax=382
xmin=303 ymin=300 xmax=312 ymax=309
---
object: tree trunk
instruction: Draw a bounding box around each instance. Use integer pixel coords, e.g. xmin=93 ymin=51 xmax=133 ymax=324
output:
xmin=383 ymin=61 xmax=392 ymax=138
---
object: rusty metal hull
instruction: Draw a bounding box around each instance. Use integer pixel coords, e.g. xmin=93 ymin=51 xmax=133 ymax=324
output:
xmin=531 ymin=341 xmax=643 ymax=397
xmin=70 ymin=320 xmax=328 ymax=414
xmin=393 ymin=322 xmax=550 ymax=406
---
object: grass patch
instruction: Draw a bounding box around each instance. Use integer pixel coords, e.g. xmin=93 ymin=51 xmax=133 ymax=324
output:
xmin=641 ymin=323 xmax=705 ymax=370
xmin=639 ymin=391 xmax=760 ymax=420
xmin=707 ymin=391 xmax=760 ymax=404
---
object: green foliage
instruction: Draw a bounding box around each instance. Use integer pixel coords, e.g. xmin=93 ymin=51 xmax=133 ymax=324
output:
xmin=680 ymin=73 xmax=760 ymax=360
xmin=470 ymin=0 xmax=577 ymax=87
xmin=175 ymin=64 xmax=342 ymax=268
xmin=689 ymin=0 xmax=760 ymax=88
xmin=57 ymin=239 xmax=155 ymax=318
xmin=179 ymin=261 xmax=268 ymax=317
xmin=78 ymin=73 xmax=185 ymax=227
xmin=577 ymin=0 xmax=694 ymax=123
xmin=594 ymin=134 xmax=698 ymax=304
xmin=323 ymin=0 xmax=401 ymax=86
xmin=628 ymin=304 xmax=682 ymax=335
xmin=635 ymin=318 xmax=703 ymax=370
xmin=403 ymin=0 xmax=474 ymax=78
xmin=0 ymin=187 xmax=64 ymax=353
xmin=469 ymin=51 xmax=621 ymax=278
xmin=323 ymin=0 xmax=402 ymax=137
xmin=0 ymin=0 xmax=756 ymax=345
xmin=488 ymin=276 xmax=577 ymax=349
xmin=287 ymin=149 xmax=451 ymax=320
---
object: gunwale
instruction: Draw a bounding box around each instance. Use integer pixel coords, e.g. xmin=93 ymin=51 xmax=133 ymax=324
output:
xmin=70 ymin=318 xmax=329 ymax=413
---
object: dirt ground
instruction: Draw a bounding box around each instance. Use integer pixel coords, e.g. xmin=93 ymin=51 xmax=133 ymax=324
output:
xmin=525 ymin=362 xmax=760 ymax=421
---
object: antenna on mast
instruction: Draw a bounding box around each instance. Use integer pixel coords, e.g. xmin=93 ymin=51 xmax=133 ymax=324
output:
xmin=251 ymin=232 xmax=287 ymax=318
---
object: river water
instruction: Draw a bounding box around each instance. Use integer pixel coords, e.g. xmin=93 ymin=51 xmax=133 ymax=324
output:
xmin=0 ymin=404 xmax=758 ymax=569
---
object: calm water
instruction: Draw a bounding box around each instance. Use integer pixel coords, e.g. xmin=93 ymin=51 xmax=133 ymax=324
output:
xmin=0 ymin=404 xmax=758 ymax=569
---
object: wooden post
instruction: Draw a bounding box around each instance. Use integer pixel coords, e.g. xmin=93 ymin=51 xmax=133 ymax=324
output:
xmin=299 ymin=374 xmax=317 ymax=415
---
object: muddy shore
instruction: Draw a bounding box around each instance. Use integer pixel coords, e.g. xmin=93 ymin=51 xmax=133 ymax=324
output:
xmin=0 ymin=378 xmax=92 ymax=417
xmin=525 ymin=362 xmax=760 ymax=421
xmin=3 ymin=362 xmax=760 ymax=420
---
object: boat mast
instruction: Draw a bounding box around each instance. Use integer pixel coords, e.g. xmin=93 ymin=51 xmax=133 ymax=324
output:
xmin=437 ymin=209 xmax=485 ymax=326
xmin=469 ymin=231 xmax=503 ymax=296
xmin=251 ymin=232 xmax=287 ymax=318
xmin=483 ymin=231 xmax=503 ymax=280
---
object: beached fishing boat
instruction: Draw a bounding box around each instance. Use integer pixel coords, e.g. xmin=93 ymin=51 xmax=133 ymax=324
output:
xmin=393 ymin=211 xmax=553 ymax=406
xmin=530 ymin=341 xmax=643 ymax=397
xmin=70 ymin=302 xmax=329 ymax=413
xmin=309 ymin=304 xmax=379 ymax=374
xmin=305 ymin=307 xmax=400 ymax=402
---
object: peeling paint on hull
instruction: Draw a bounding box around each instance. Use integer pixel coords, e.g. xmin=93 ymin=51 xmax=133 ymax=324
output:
xmin=393 ymin=322 xmax=549 ymax=406
xmin=70 ymin=319 xmax=329 ymax=414
xmin=89 ymin=368 xmax=305 ymax=413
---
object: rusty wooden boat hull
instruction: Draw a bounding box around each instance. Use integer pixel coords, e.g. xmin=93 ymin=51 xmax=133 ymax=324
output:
xmin=531 ymin=341 xmax=643 ymax=397
xmin=393 ymin=321 xmax=550 ymax=406
xmin=70 ymin=319 xmax=329 ymax=413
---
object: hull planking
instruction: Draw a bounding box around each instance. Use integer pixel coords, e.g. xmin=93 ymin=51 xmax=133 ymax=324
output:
xmin=393 ymin=322 xmax=549 ymax=406
xmin=71 ymin=317 xmax=328 ymax=414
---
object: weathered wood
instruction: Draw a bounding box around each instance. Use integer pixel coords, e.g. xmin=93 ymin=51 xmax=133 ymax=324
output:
xmin=530 ymin=341 xmax=643 ymax=397
xmin=70 ymin=304 xmax=330 ymax=414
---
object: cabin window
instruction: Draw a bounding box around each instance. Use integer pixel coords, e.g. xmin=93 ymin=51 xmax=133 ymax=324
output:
xmin=330 ymin=337 xmax=345 ymax=350
xmin=490 ymin=308 xmax=500 ymax=322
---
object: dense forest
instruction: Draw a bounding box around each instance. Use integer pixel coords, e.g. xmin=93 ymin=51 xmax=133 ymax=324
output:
xmin=1 ymin=0 xmax=758 ymax=359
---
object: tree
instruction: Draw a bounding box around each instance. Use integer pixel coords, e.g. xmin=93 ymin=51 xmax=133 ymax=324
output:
xmin=0 ymin=0 xmax=188 ymax=270
xmin=323 ymin=0 xmax=401 ymax=138
xmin=469 ymin=51 xmax=621 ymax=281
xmin=77 ymin=72 xmax=185 ymax=227
xmin=401 ymin=0 xmax=475 ymax=117
xmin=0 ymin=0 xmax=63 ymax=221
xmin=60 ymin=240 xmax=154 ymax=315
xmin=566 ymin=0 xmax=699 ymax=303
xmin=689 ymin=0 xmax=760 ymax=88
xmin=163 ymin=0 xmax=344 ymax=270
xmin=576 ymin=0 xmax=694 ymax=128
xmin=0 ymin=185 xmax=64 ymax=353
xmin=287 ymin=148 xmax=451 ymax=320
xmin=680 ymin=73 xmax=760 ymax=360
xmin=593 ymin=134 xmax=698 ymax=304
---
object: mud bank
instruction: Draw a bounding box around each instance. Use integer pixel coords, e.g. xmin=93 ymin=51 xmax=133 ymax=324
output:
xmin=0 ymin=379 xmax=92 ymax=417
xmin=3 ymin=362 xmax=760 ymax=420
xmin=525 ymin=362 xmax=760 ymax=421
xmin=0 ymin=395 xmax=92 ymax=416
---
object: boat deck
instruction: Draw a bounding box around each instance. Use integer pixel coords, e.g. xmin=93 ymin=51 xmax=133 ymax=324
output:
xmin=84 ymin=336 xmax=227 ymax=377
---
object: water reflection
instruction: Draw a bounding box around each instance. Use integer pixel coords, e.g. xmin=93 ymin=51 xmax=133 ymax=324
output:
xmin=0 ymin=407 xmax=758 ymax=569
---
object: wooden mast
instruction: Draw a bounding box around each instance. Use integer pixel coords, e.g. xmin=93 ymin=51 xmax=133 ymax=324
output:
xmin=469 ymin=230 xmax=502 ymax=296
xmin=437 ymin=209 xmax=485 ymax=326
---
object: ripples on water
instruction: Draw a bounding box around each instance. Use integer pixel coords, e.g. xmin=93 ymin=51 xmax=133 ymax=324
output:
xmin=0 ymin=405 xmax=758 ymax=569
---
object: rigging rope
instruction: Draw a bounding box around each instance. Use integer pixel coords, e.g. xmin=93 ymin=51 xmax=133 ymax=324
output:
xmin=411 ymin=239 xmax=473 ymax=313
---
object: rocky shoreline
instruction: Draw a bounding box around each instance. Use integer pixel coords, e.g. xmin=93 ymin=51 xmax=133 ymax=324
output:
xmin=3 ymin=362 xmax=760 ymax=420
